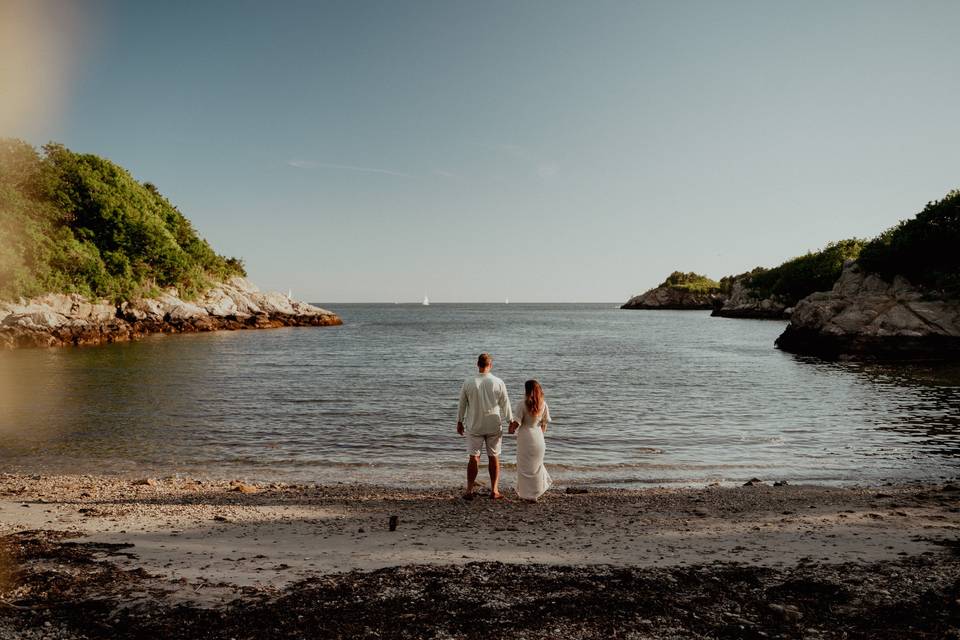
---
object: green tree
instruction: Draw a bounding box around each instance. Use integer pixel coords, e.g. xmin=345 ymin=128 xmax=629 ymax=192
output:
xmin=0 ymin=139 xmax=245 ymax=302
xmin=858 ymin=190 xmax=960 ymax=296
xmin=733 ymin=239 xmax=864 ymax=305
xmin=658 ymin=271 xmax=721 ymax=294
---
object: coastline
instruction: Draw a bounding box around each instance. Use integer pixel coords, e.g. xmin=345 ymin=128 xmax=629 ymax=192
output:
xmin=2 ymin=474 xmax=959 ymax=638
xmin=0 ymin=278 xmax=341 ymax=350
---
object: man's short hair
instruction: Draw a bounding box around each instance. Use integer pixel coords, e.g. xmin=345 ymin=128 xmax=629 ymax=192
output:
xmin=477 ymin=353 xmax=492 ymax=368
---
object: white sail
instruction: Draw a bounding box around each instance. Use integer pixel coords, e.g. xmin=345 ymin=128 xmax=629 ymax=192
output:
xmin=422 ymin=295 xmax=429 ymax=306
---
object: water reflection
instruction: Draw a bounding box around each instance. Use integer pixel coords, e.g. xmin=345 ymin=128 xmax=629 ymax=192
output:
xmin=787 ymin=356 xmax=960 ymax=458
xmin=0 ymin=334 xmax=231 ymax=471
xmin=0 ymin=306 xmax=958 ymax=486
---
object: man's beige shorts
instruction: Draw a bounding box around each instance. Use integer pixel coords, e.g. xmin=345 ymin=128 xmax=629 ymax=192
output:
xmin=466 ymin=433 xmax=502 ymax=458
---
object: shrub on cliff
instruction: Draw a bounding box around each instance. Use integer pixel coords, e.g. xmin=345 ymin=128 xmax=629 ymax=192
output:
xmin=0 ymin=139 xmax=245 ymax=302
xmin=658 ymin=271 xmax=722 ymax=294
xmin=719 ymin=267 xmax=766 ymax=295
xmin=730 ymin=239 xmax=864 ymax=305
xmin=858 ymin=190 xmax=960 ymax=297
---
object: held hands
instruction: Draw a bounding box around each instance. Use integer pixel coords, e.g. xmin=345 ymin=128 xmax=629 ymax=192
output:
xmin=457 ymin=422 xmax=464 ymax=436
xmin=508 ymin=420 xmax=519 ymax=435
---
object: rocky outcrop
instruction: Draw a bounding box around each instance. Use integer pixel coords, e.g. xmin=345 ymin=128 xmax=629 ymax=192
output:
xmin=0 ymin=277 xmax=341 ymax=349
xmin=621 ymin=286 xmax=724 ymax=310
xmin=775 ymin=262 xmax=960 ymax=359
xmin=711 ymin=279 xmax=791 ymax=320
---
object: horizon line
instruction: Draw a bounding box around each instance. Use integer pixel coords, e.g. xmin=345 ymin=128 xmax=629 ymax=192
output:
xmin=305 ymin=301 xmax=624 ymax=305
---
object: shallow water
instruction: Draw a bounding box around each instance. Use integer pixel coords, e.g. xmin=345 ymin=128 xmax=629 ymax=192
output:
xmin=1 ymin=304 xmax=959 ymax=487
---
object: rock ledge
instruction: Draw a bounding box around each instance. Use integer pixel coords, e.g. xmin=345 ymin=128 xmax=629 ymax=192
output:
xmin=775 ymin=262 xmax=960 ymax=359
xmin=0 ymin=277 xmax=342 ymax=349
xmin=622 ymin=287 xmax=725 ymax=310
xmin=712 ymin=279 xmax=791 ymax=320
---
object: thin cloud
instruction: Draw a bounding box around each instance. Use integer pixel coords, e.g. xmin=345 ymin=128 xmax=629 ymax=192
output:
xmin=471 ymin=142 xmax=559 ymax=180
xmin=537 ymin=164 xmax=559 ymax=180
xmin=287 ymin=160 xmax=413 ymax=178
xmin=470 ymin=142 xmax=531 ymax=162
xmin=496 ymin=143 xmax=528 ymax=159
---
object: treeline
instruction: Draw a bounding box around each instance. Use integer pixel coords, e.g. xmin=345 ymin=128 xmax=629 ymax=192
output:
xmin=858 ymin=189 xmax=960 ymax=297
xmin=658 ymin=271 xmax=721 ymax=295
xmin=724 ymin=188 xmax=960 ymax=303
xmin=721 ymin=239 xmax=865 ymax=306
xmin=650 ymin=188 xmax=960 ymax=307
xmin=0 ymin=139 xmax=245 ymax=302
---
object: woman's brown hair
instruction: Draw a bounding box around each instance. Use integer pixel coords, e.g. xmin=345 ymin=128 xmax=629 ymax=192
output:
xmin=524 ymin=379 xmax=544 ymax=416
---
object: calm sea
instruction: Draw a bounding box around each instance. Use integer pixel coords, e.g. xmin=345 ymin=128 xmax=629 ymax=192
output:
xmin=1 ymin=304 xmax=959 ymax=487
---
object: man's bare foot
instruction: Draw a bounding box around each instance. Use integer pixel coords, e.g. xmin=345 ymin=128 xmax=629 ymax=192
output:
xmin=491 ymin=492 xmax=505 ymax=500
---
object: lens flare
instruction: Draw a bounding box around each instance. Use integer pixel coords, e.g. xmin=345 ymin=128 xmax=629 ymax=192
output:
xmin=0 ymin=1 xmax=88 ymax=134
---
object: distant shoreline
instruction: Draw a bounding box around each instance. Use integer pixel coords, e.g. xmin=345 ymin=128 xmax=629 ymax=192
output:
xmin=312 ymin=301 xmax=627 ymax=304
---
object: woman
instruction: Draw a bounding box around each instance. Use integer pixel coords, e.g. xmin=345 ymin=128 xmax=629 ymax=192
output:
xmin=509 ymin=379 xmax=552 ymax=501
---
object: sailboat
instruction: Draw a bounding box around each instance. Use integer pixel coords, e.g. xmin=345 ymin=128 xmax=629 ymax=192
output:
xmin=505 ymin=297 xmax=509 ymax=305
xmin=422 ymin=295 xmax=429 ymax=306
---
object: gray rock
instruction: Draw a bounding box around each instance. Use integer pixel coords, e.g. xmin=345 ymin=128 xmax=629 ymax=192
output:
xmin=1 ymin=279 xmax=341 ymax=349
xmin=622 ymin=286 xmax=723 ymax=310
xmin=165 ymin=301 xmax=207 ymax=322
xmin=200 ymin=288 xmax=241 ymax=317
xmin=776 ymin=262 xmax=960 ymax=359
xmin=122 ymin=297 xmax=167 ymax=322
xmin=712 ymin=278 xmax=790 ymax=319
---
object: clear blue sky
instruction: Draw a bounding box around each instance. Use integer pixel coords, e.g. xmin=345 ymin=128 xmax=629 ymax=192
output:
xmin=5 ymin=0 xmax=960 ymax=302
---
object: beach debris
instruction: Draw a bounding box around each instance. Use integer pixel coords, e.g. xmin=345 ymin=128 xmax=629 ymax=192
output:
xmin=230 ymin=482 xmax=259 ymax=494
xmin=768 ymin=603 xmax=803 ymax=623
xmin=565 ymin=487 xmax=589 ymax=494
xmin=132 ymin=478 xmax=158 ymax=487
xmin=389 ymin=515 xmax=399 ymax=531
xmin=774 ymin=480 xmax=789 ymax=487
xmin=2 ymin=476 xmax=960 ymax=638
xmin=743 ymin=478 xmax=764 ymax=487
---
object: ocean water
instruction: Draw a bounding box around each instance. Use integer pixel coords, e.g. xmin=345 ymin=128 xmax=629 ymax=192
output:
xmin=1 ymin=304 xmax=959 ymax=488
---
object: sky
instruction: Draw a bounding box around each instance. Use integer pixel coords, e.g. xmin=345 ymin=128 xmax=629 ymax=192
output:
xmin=3 ymin=0 xmax=960 ymax=302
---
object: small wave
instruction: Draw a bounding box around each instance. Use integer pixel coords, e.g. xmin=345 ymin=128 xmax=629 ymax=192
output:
xmin=518 ymin=461 xmax=781 ymax=472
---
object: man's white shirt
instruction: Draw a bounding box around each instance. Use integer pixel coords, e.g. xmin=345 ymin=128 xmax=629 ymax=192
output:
xmin=457 ymin=373 xmax=513 ymax=435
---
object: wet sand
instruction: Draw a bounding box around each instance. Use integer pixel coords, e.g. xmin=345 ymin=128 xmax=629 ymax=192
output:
xmin=1 ymin=474 xmax=959 ymax=638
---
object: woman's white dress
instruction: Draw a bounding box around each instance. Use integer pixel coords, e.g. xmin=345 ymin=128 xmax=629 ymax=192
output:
xmin=514 ymin=401 xmax=552 ymax=500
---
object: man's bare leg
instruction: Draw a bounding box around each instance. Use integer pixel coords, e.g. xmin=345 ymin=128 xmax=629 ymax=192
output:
xmin=489 ymin=455 xmax=502 ymax=498
xmin=465 ymin=455 xmax=480 ymax=497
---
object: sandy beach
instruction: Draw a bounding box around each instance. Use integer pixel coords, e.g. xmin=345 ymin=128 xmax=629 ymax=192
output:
xmin=1 ymin=473 xmax=959 ymax=638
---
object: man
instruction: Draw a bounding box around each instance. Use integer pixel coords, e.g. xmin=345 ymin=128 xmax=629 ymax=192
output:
xmin=456 ymin=353 xmax=515 ymax=500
